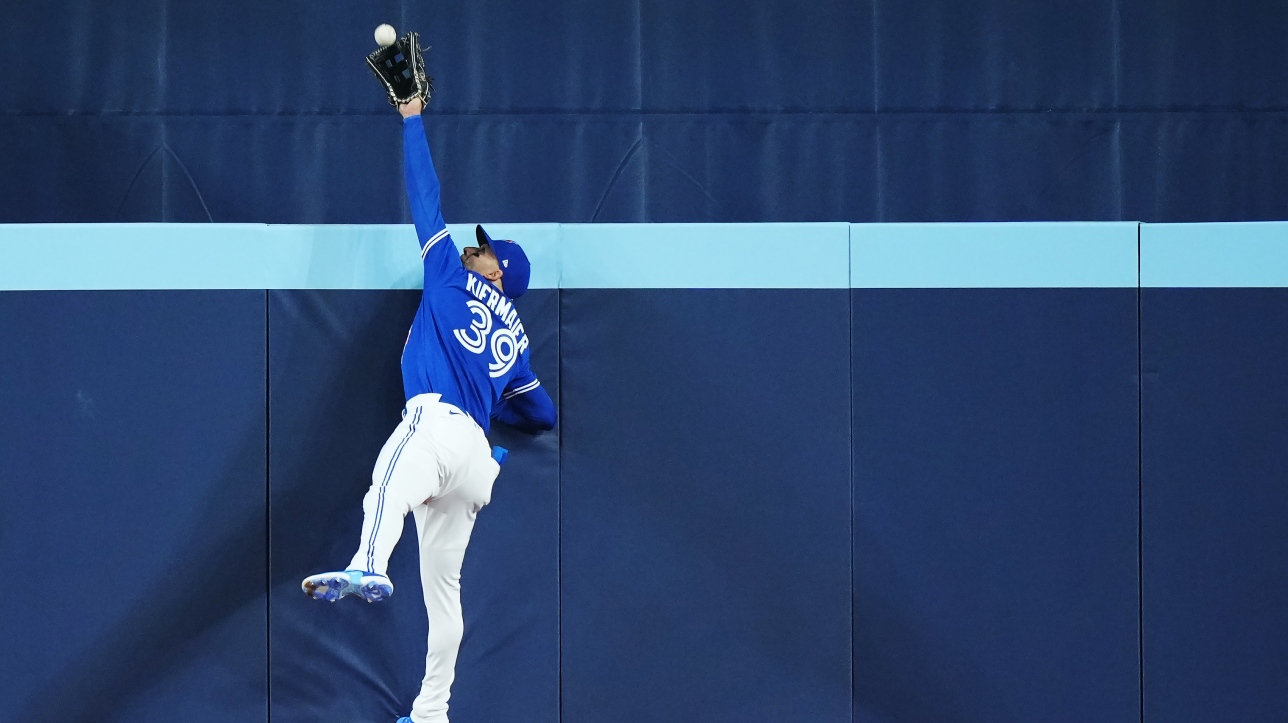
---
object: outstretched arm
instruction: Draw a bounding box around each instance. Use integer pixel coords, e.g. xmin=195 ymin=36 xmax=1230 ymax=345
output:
xmin=400 ymin=99 xmax=459 ymax=282
xmin=493 ymin=381 xmax=557 ymax=434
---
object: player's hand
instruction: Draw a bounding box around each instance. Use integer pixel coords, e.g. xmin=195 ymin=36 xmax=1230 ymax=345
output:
xmin=398 ymin=98 xmax=424 ymax=118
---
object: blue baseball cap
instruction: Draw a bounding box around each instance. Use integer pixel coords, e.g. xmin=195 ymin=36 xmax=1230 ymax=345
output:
xmin=475 ymin=225 xmax=531 ymax=299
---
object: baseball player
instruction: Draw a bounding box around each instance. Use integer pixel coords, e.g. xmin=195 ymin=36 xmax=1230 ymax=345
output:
xmin=301 ymin=96 xmax=557 ymax=723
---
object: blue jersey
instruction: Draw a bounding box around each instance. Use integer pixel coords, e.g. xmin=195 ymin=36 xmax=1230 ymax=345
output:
xmin=399 ymin=116 xmax=556 ymax=434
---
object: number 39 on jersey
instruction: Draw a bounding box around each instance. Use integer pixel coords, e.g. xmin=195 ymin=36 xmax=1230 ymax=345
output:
xmin=454 ymin=274 xmax=530 ymax=378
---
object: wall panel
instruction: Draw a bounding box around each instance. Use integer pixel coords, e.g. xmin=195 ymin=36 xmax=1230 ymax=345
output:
xmin=560 ymin=288 xmax=853 ymax=722
xmin=0 ymin=290 xmax=267 ymax=723
xmin=852 ymin=287 xmax=1140 ymax=723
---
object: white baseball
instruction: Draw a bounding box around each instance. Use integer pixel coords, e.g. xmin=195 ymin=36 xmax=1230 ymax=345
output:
xmin=374 ymin=24 xmax=397 ymax=47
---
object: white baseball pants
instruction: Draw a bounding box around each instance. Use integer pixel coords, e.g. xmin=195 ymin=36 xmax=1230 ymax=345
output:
xmin=347 ymin=393 xmax=500 ymax=723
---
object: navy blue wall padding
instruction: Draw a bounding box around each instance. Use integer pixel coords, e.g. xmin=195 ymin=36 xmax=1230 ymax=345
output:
xmin=559 ymin=290 xmax=853 ymax=722
xmin=5 ymin=1 xmax=1288 ymax=223
xmin=851 ymin=289 xmax=1140 ymax=723
xmin=1140 ymin=289 xmax=1288 ymax=723
xmin=0 ymin=291 xmax=267 ymax=723
xmin=1119 ymin=116 xmax=1288 ymax=223
xmin=267 ymin=290 xmax=559 ymax=723
xmin=875 ymin=117 xmax=1124 ymax=222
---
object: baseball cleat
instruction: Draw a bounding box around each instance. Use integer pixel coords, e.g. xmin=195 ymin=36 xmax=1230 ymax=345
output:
xmin=301 ymin=570 xmax=394 ymax=603
xmin=395 ymin=718 xmax=413 ymax=723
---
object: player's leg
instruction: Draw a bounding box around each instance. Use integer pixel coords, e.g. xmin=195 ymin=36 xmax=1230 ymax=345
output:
xmin=303 ymin=406 xmax=442 ymax=602
xmin=409 ymin=542 xmax=467 ymax=723
xmin=408 ymin=416 xmax=499 ymax=723
xmin=347 ymin=406 xmax=444 ymax=577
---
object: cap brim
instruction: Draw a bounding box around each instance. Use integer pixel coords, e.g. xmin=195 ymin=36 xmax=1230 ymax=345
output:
xmin=475 ymin=224 xmax=491 ymax=248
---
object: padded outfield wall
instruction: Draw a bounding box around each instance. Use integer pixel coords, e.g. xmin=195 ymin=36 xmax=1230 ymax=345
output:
xmin=6 ymin=0 xmax=1288 ymax=225
xmin=2 ymin=222 xmax=1286 ymax=722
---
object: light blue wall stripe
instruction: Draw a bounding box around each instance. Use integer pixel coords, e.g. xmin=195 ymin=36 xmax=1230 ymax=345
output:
xmin=560 ymin=223 xmax=851 ymax=289
xmin=851 ymin=222 xmax=1140 ymax=288
xmin=265 ymin=225 xmax=422 ymax=290
xmin=1141 ymin=222 xmax=1288 ymax=288
xmin=6 ymin=221 xmax=1288 ymax=290
xmin=1 ymin=224 xmax=275 ymax=290
xmin=0 ymin=223 xmax=560 ymax=290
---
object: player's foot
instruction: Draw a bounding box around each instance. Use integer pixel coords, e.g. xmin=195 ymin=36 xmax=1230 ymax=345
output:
xmin=301 ymin=570 xmax=394 ymax=603
xmin=395 ymin=718 xmax=413 ymax=723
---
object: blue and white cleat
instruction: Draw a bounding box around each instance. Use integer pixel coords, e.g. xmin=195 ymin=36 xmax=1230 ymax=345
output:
xmin=301 ymin=570 xmax=394 ymax=603
xmin=395 ymin=718 xmax=413 ymax=723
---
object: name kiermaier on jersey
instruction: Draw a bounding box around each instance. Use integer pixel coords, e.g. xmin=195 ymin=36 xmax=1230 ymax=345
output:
xmin=464 ymin=273 xmax=530 ymax=355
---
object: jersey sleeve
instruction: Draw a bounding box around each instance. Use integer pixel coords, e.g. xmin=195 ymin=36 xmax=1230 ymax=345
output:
xmin=403 ymin=115 xmax=462 ymax=285
xmin=492 ymin=359 xmax=557 ymax=433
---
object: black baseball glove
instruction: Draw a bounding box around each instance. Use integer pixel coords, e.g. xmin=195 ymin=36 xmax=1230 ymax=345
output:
xmin=366 ymin=32 xmax=434 ymax=106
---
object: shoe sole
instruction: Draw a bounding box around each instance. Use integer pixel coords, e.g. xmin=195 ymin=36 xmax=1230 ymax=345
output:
xmin=302 ymin=573 xmax=392 ymax=603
